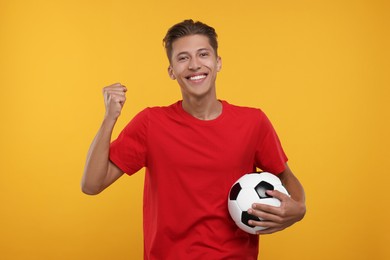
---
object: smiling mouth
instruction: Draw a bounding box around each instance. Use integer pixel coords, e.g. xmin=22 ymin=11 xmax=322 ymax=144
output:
xmin=186 ymin=74 xmax=207 ymax=81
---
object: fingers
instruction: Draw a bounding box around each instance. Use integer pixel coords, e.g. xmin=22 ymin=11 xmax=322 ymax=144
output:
xmin=247 ymin=193 xmax=302 ymax=235
xmin=266 ymin=189 xmax=290 ymax=201
xmin=103 ymin=83 xmax=127 ymax=100
xmin=247 ymin=206 xmax=288 ymax=235
xmin=104 ymin=83 xmax=127 ymax=106
xmin=103 ymin=83 xmax=127 ymax=93
xmin=247 ymin=205 xmax=283 ymax=224
xmin=103 ymin=83 xmax=127 ymax=120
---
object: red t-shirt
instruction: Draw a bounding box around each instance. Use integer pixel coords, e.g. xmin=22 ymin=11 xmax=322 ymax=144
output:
xmin=110 ymin=100 xmax=288 ymax=260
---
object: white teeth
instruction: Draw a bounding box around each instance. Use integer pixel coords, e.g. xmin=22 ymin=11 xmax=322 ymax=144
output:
xmin=189 ymin=75 xmax=206 ymax=81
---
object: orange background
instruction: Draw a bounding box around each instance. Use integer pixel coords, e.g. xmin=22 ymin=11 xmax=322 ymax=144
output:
xmin=1 ymin=0 xmax=389 ymax=259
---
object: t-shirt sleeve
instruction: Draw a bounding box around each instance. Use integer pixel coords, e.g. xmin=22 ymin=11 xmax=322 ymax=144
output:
xmin=255 ymin=110 xmax=288 ymax=175
xmin=109 ymin=108 xmax=149 ymax=175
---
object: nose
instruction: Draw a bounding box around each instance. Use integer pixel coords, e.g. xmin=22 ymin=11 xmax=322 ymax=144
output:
xmin=188 ymin=57 xmax=201 ymax=70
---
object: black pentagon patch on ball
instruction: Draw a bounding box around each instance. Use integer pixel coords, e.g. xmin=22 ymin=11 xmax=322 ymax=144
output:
xmin=229 ymin=182 xmax=242 ymax=200
xmin=241 ymin=211 xmax=260 ymax=228
xmin=255 ymin=181 xmax=274 ymax=199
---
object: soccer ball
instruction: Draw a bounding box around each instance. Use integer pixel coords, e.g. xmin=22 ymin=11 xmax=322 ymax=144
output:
xmin=228 ymin=172 xmax=289 ymax=234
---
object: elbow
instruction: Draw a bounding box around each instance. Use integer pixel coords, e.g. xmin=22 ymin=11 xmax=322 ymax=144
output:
xmin=81 ymin=187 xmax=100 ymax=196
xmin=298 ymin=202 xmax=307 ymax=222
xmin=81 ymin=181 xmax=102 ymax=196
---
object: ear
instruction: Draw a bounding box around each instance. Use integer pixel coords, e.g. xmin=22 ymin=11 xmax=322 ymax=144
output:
xmin=168 ymin=66 xmax=176 ymax=80
xmin=217 ymin=56 xmax=222 ymax=72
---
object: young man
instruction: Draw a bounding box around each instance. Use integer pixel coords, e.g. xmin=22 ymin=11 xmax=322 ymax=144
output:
xmin=82 ymin=20 xmax=306 ymax=259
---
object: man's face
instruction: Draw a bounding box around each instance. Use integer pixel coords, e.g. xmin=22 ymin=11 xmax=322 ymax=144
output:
xmin=168 ymin=34 xmax=222 ymax=100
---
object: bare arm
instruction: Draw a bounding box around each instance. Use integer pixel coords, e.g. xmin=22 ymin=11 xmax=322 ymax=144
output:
xmin=81 ymin=83 xmax=127 ymax=195
xmin=278 ymin=164 xmax=306 ymax=207
xmin=248 ymin=163 xmax=306 ymax=234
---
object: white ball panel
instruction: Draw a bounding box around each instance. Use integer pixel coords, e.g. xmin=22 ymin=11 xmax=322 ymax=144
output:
xmin=227 ymin=200 xmax=242 ymax=222
xmin=236 ymin=188 xmax=259 ymax=211
xmin=238 ymin=173 xmax=262 ymax=188
xmin=258 ymin=172 xmax=282 ymax=186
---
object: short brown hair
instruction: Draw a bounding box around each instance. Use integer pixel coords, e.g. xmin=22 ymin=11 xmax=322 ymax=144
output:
xmin=163 ymin=19 xmax=218 ymax=62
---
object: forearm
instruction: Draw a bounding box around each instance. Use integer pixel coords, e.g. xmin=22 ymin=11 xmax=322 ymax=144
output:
xmin=81 ymin=83 xmax=127 ymax=195
xmin=81 ymin=118 xmax=116 ymax=195
xmin=283 ymin=173 xmax=305 ymax=204
xmin=279 ymin=165 xmax=306 ymax=218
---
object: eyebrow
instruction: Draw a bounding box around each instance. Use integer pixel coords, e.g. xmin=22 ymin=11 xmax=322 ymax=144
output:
xmin=175 ymin=48 xmax=212 ymax=57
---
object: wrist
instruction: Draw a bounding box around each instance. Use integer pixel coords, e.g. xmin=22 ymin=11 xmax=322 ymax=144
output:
xmin=101 ymin=116 xmax=117 ymax=133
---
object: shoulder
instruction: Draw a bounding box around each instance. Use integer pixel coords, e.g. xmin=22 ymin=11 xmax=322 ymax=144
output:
xmin=133 ymin=101 xmax=179 ymax=116
xmin=143 ymin=101 xmax=181 ymax=118
xmin=148 ymin=101 xmax=179 ymax=112
xmin=128 ymin=101 xmax=182 ymax=126
xmin=222 ymin=100 xmax=267 ymax=119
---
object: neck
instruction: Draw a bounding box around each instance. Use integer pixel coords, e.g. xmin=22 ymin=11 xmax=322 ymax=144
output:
xmin=182 ymin=96 xmax=222 ymax=120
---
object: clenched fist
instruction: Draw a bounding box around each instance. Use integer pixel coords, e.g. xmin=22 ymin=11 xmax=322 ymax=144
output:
xmin=103 ymin=83 xmax=127 ymax=121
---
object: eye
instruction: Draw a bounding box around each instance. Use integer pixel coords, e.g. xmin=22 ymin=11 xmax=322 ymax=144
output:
xmin=199 ymin=52 xmax=210 ymax=57
xmin=177 ymin=56 xmax=189 ymax=62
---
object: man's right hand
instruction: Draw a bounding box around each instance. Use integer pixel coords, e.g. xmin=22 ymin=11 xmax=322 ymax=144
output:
xmin=103 ymin=83 xmax=127 ymax=121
